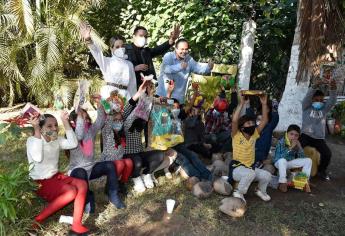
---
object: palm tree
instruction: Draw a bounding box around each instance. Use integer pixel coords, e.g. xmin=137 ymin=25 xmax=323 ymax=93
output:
xmin=0 ymin=0 xmax=107 ymax=107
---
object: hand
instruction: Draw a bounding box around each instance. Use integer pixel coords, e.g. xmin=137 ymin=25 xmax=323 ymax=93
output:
xmin=29 ymin=113 xmax=40 ymax=129
xmin=239 ymin=92 xmax=248 ymax=105
xmin=330 ymin=79 xmax=337 ymax=90
xmin=181 ymin=61 xmax=188 ymax=70
xmin=169 ymin=24 xmax=181 ymax=44
xmin=133 ymin=80 xmax=150 ymax=101
xmin=208 ymin=60 xmax=214 ymax=70
xmin=167 ymin=80 xmax=175 ymax=94
xmin=79 ymin=21 xmax=92 ymax=41
xmin=203 ymin=143 xmax=212 ymax=149
xmin=135 ymin=64 xmax=149 ymax=72
xmin=60 ymin=110 xmax=70 ymax=123
xmin=259 ymin=94 xmax=268 ymax=105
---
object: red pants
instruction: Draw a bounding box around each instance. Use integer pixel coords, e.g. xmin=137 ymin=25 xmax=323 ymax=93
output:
xmin=35 ymin=173 xmax=88 ymax=234
xmin=114 ymin=158 xmax=133 ymax=183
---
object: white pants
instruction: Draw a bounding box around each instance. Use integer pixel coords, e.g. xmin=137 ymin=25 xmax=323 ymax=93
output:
xmin=274 ymin=158 xmax=312 ymax=183
xmin=233 ymin=166 xmax=272 ymax=195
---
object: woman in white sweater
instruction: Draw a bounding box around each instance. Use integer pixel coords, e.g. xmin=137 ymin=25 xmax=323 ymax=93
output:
xmin=26 ymin=111 xmax=89 ymax=235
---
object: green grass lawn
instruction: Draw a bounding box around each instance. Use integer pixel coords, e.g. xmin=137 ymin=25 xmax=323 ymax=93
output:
xmin=1 ymin=135 xmax=345 ymax=236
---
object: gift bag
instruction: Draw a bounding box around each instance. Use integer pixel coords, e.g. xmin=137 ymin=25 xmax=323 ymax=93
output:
xmin=148 ymin=102 xmax=184 ymax=150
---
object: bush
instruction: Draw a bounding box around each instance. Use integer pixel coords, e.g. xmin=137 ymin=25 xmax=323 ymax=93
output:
xmin=0 ymin=163 xmax=38 ymax=236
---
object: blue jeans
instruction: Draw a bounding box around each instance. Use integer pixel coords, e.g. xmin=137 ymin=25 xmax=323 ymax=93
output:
xmin=173 ymin=144 xmax=211 ymax=181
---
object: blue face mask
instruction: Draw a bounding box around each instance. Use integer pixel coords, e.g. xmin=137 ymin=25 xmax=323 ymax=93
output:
xmin=112 ymin=122 xmax=123 ymax=131
xmin=312 ymin=102 xmax=324 ymax=110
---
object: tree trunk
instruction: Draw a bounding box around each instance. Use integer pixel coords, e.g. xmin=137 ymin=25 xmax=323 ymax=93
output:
xmin=276 ymin=1 xmax=310 ymax=131
xmin=237 ymin=20 xmax=256 ymax=91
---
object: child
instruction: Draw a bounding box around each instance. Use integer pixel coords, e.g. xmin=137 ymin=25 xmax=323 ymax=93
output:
xmin=101 ymin=109 xmax=133 ymax=185
xmin=300 ymin=79 xmax=337 ymax=180
xmin=274 ymin=124 xmax=312 ymax=192
xmin=68 ymin=99 xmax=125 ymax=213
xmin=27 ymin=112 xmax=89 ymax=235
xmin=229 ymin=93 xmax=272 ymax=202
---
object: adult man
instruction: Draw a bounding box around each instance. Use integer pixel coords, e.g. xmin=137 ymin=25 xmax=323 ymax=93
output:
xmin=156 ymin=39 xmax=214 ymax=104
xmin=125 ymin=25 xmax=181 ymax=89
xmin=300 ymin=79 xmax=337 ymax=180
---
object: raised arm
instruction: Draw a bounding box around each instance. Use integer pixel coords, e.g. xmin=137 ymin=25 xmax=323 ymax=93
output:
xmin=91 ymin=101 xmax=106 ymax=134
xmin=324 ymin=80 xmax=337 ymax=113
xmin=151 ymin=25 xmax=181 ymax=58
xmin=27 ymin=115 xmax=43 ymax=162
xmin=231 ymin=93 xmax=246 ymax=137
xmin=79 ymin=22 xmax=107 ymax=75
xmin=257 ymin=95 xmax=269 ymax=134
xmin=59 ymin=111 xmax=78 ymax=149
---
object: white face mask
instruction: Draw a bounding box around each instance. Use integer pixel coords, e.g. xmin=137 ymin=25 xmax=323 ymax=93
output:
xmin=134 ymin=36 xmax=146 ymax=48
xmin=113 ymin=47 xmax=128 ymax=59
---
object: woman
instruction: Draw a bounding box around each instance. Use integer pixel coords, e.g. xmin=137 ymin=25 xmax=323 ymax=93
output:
xmin=79 ymin=22 xmax=137 ymax=101
xmin=68 ymin=99 xmax=125 ymax=213
xmin=26 ymin=112 xmax=88 ymax=235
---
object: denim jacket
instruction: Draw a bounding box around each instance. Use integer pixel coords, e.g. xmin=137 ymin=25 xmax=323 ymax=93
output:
xmin=273 ymin=137 xmax=306 ymax=164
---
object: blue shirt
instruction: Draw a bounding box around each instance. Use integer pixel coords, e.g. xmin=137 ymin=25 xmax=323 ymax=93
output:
xmin=156 ymin=52 xmax=211 ymax=104
xmin=273 ymin=137 xmax=306 ymax=164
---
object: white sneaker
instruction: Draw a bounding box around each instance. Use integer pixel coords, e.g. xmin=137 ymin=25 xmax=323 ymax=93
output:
xmin=255 ymin=190 xmax=271 ymax=201
xmin=233 ymin=190 xmax=246 ymax=202
xmin=142 ymin=174 xmax=154 ymax=189
xmin=132 ymin=176 xmax=146 ymax=193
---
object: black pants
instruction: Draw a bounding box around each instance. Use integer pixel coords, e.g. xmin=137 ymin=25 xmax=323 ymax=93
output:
xmin=126 ymin=150 xmax=164 ymax=178
xmin=187 ymin=143 xmax=211 ymax=159
xmin=300 ymin=133 xmax=332 ymax=172
xmin=70 ymin=161 xmax=119 ymax=205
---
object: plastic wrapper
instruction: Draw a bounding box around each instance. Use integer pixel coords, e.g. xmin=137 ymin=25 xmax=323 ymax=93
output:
xmin=148 ymin=101 xmax=184 ymax=150
xmin=132 ymin=94 xmax=153 ymax=121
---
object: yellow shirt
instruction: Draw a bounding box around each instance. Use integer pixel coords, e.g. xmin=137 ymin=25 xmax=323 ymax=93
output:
xmin=232 ymin=129 xmax=260 ymax=167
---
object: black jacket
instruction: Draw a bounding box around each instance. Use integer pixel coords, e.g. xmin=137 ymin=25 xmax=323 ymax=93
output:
xmin=125 ymin=41 xmax=172 ymax=89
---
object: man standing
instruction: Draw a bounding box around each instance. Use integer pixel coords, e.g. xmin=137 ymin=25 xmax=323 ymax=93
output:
xmin=125 ymin=25 xmax=181 ymax=89
xmin=156 ymin=39 xmax=214 ymax=104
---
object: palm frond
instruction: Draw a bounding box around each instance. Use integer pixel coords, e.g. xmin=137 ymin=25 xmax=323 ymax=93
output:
xmin=8 ymin=0 xmax=34 ymax=36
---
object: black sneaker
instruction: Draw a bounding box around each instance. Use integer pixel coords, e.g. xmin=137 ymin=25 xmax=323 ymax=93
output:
xmin=318 ymin=171 xmax=331 ymax=181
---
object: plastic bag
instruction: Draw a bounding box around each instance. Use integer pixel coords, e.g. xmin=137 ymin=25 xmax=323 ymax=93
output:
xmin=132 ymin=94 xmax=153 ymax=121
xmin=73 ymin=79 xmax=90 ymax=112
xmin=148 ymin=102 xmax=184 ymax=150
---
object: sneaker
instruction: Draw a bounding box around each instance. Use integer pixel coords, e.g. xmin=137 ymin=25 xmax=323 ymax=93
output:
xmin=142 ymin=174 xmax=154 ymax=189
xmin=165 ymin=171 xmax=173 ymax=179
xmin=232 ymin=190 xmax=246 ymax=202
xmin=278 ymin=183 xmax=288 ymax=193
xmin=132 ymin=176 xmax=146 ymax=193
xmin=255 ymin=190 xmax=271 ymax=201
xmin=318 ymin=171 xmax=331 ymax=181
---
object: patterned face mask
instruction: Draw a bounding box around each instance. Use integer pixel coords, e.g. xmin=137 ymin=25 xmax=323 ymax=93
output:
xmin=112 ymin=122 xmax=123 ymax=131
xmin=41 ymin=129 xmax=58 ymax=141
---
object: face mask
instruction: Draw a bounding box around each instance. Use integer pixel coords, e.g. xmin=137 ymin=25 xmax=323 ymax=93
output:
xmin=42 ymin=129 xmax=58 ymax=141
xmin=312 ymin=102 xmax=324 ymax=110
xmin=171 ymin=109 xmax=180 ymax=119
xmin=241 ymin=125 xmax=256 ymax=136
xmin=134 ymin=36 xmax=146 ymax=48
xmin=113 ymin=47 xmax=128 ymax=59
xmin=112 ymin=122 xmax=123 ymax=131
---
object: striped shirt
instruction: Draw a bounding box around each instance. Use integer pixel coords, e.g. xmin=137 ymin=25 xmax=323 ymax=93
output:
xmin=232 ymin=129 xmax=260 ymax=167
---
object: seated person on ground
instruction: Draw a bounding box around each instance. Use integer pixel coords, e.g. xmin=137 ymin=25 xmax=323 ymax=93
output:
xmin=26 ymin=112 xmax=89 ymax=235
xmin=273 ymin=124 xmax=312 ymax=193
xmin=229 ymin=92 xmax=272 ymax=202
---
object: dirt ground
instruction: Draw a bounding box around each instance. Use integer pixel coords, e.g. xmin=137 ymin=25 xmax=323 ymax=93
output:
xmin=1 ymin=135 xmax=344 ymax=236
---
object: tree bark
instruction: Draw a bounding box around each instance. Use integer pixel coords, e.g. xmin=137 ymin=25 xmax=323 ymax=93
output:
xmin=276 ymin=1 xmax=310 ymax=131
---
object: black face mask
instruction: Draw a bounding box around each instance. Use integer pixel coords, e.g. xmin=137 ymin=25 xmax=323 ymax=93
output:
xmin=241 ymin=125 xmax=256 ymax=136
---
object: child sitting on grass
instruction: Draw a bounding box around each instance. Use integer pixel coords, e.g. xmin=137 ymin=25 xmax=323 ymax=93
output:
xmin=229 ymin=92 xmax=272 ymax=202
xmin=274 ymin=124 xmax=312 ymax=192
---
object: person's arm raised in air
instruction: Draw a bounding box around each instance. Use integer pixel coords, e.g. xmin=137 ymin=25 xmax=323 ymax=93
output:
xmin=302 ymin=80 xmax=322 ymax=111
xmin=256 ymin=94 xmax=269 ymax=134
xmin=151 ymin=25 xmax=181 ymax=58
xmin=324 ymin=79 xmax=337 ymax=113
xmin=231 ymin=93 xmax=247 ymax=137
xmin=59 ymin=111 xmax=78 ymax=150
xmin=27 ymin=115 xmax=43 ymax=162
xmin=166 ymin=80 xmax=174 ymax=98
xmin=79 ymin=22 xmax=107 ymax=75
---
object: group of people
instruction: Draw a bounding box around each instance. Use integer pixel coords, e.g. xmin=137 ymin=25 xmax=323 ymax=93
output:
xmin=26 ymin=23 xmax=338 ymax=235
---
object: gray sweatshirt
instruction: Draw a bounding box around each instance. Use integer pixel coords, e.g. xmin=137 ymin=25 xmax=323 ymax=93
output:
xmin=301 ymin=88 xmax=337 ymax=140
xmin=68 ymin=107 xmax=105 ymax=177
xmin=101 ymin=117 xmax=125 ymax=161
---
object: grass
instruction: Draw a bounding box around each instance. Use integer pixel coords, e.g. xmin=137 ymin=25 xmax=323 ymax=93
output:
xmin=1 ymin=134 xmax=345 ymax=236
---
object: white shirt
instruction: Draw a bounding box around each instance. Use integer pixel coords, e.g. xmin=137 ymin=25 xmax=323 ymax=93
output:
xmin=26 ymin=130 xmax=78 ymax=180
xmin=88 ymin=43 xmax=137 ymax=100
